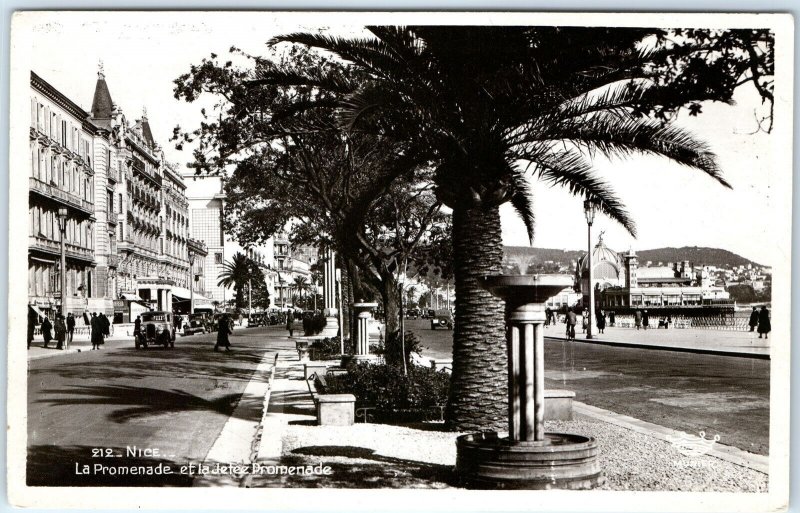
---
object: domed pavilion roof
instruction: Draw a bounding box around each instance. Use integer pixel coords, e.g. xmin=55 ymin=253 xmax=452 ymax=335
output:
xmin=577 ymin=235 xmax=624 ymax=280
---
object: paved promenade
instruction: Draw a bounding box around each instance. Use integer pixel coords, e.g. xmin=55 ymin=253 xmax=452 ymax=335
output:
xmin=543 ymin=321 xmax=770 ymax=358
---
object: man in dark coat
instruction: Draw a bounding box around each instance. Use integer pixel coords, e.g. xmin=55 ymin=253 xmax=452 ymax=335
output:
xmin=90 ymin=313 xmax=103 ymax=350
xmin=27 ymin=305 xmax=38 ymax=349
xmin=596 ymin=310 xmax=606 ymax=334
xmin=749 ymin=307 xmax=759 ymax=332
xmin=634 ymin=310 xmax=643 ymax=330
xmin=642 ymin=310 xmax=650 ymax=330
xmin=66 ymin=313 xmax=75 ymax=346
xmin=41 ymin=316 xmax=53 ymax=348
xmin=54 ymin=314 xmax=66 ymax=350
xmin=99 ymin=313 xmax=110 ymax=337
xmin=286 ymin=312 xmax=295 ymax=338
xmin=757 ymin=306 xmax=771 ymax=339
xmin=215 ymin=314 xmax=232 ymax=351
xmin=565 ymin=308 xmax=577 ymax=341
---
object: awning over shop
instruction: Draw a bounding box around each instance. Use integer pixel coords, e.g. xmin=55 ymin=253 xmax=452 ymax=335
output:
xmin=171 ymin=287 xmax=211 ymax=303
xmin=30 ymin=304 xmax=45 ymax=319
xmin=121 ymin=293 xmax=143 ymax=301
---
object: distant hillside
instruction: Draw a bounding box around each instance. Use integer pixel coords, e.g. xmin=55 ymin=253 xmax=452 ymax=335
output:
xmin=635 ymin=247 xmax=762 ymax=268
xmin=503 ymin=245 xmax=761 ymax=268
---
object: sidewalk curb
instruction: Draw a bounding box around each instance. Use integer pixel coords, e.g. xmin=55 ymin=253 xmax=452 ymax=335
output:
xmin=574 ymin=401 xmax=769 ymax=474
xmin=27 ymin=348 xmax=82 ymax=361
xmin=192 ymin=348 xmax=278 ymax=488
xmin=545 ymin=335 xmax=770 ymax=360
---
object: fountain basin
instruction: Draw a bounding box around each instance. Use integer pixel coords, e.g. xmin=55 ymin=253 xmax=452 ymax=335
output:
xmin=456 ymin=432 xmax=604 ymax=490
xmin=479 ymin=274 xmax=574 ymax=306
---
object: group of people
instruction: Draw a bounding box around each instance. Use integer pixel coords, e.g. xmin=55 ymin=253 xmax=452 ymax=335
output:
xmin=27 ymin=306 xmax=111 ymax=350
xmin=748 ymin=306 xmax=772 ymax=339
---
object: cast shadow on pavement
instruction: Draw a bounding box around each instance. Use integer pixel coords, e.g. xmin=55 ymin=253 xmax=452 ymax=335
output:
xmin=35 ymin=384 xmax=254 ymax=423
xmin=276 ymin=445 xmax=456 ymax=488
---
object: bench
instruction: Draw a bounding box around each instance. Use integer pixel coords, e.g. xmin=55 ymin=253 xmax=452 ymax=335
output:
xmin=304 ymin=369 xmax=356 ymax=426
xmin=304 ymin=362 xmax=328 ymax=380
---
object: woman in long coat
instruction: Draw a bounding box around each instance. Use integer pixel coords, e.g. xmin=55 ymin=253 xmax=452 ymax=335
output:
xmin=41 ymin=316 xmax=53 ymax=348
xmin=90 ymin=313 xmax=103 ymax=350
xmin=757 ymin=306 xmax=771 ymax=339
xmin=215 ymin=314 xmax=232 ymax=351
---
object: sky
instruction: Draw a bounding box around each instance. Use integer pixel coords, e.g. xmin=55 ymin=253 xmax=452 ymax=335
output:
xmin=15 ymin=11 xmax=787 ymax=266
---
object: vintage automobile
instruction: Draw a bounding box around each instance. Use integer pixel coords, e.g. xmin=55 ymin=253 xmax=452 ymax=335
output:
xmin=182 ymin=313 xmax=209 ymax=336
xmin=136 ymin=311 xmax=176 ymax=349
xmin=430 ymin=309 xmax=454 ymax=330
xmin=248 ymin=313 xmax=267 ymax=327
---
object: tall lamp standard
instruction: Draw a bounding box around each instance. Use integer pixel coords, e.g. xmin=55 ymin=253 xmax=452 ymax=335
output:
xmin=335 ymin=268 xmax=343 ymax=354
xmin=188 ymin=249 xmax=195 ymax=314
xmin=57 ymin=208 xmax=68 ymax=316
xmin=584 ymin=200 xmax=596 ymax=340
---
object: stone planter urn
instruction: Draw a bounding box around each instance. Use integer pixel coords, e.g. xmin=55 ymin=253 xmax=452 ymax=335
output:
xmin=455 ymin=274 xmax=605 ymax=489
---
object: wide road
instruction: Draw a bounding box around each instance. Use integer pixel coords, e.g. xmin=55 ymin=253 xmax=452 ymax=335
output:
xmin=405 ymin=318 xmax=770 ymax=455
xmin=27 ymin=325 xmax=285 ymax=486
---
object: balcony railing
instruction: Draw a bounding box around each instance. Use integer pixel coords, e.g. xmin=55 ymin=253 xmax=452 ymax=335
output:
xmin=29 ymin=236 xmax=95 ymax=263
xmin=29 ymin=177 xmax=94 ymax=216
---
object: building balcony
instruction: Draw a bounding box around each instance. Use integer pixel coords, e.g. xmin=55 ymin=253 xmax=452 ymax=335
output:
xmin=29 ymin=177 xmax=94 ymax=217
xmin=29 ymin=235 xmax=95 ymax=264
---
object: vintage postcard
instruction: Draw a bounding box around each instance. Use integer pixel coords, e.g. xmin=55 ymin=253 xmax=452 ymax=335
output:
xmin=7 ymin=10 xmax=793 ymax=512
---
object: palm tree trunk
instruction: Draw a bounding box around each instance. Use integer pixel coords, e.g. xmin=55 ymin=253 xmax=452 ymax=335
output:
xmin=445 ymin=204 xmax=507 ymax=432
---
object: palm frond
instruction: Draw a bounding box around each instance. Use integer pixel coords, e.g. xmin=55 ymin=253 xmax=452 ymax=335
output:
xmin=523 ymin=149 xmax=637 ymax=236
xmin=515 ymin=112 xmax=728 ymax=188
xmin=509 ymin=172 xmax=536 ymax=243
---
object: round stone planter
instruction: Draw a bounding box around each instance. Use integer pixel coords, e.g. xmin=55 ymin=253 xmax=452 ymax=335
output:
xmin=456 ymin=431 xmax=605 ymax=490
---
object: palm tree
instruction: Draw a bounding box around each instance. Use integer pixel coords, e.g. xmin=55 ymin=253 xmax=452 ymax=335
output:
xmin=217 ymin=252 xmax=262 ymax=310
xmin=292 ymin=276 xmax=311 ymax=308
xmin=261 ymin=27 xmax=730 ymax=431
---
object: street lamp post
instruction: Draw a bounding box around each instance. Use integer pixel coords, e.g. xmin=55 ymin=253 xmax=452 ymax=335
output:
xmin=584 ymin=200 xmax=596 ymax=340
xmin=188 ymin=250 xmax=195 ymax=314
xmin=57 ymin=208 xmax=68 ymax=316
xmin=335 ymin=268 xmax=343 ymax=354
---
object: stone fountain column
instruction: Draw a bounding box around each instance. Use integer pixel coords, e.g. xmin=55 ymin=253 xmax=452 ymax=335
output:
xmin=455 ymin=274 xmax=604 ymax=490
xmin=319 ymin=249 xmax=339 ymax=337
xmin=507 ymin=302 xmax=546 ymax=441
xmin=346 ymin=302 xmax=378 ymax=364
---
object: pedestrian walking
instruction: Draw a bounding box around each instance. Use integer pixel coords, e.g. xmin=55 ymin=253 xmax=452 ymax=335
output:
xmin=749 ymin=307 xmax=759 ymax=332
xmin=66 ymin=312 xmax=75 ymax=346
xmin=634 ymin=309 xmax=643 ymax=330
xmin=566 ymin=308 xmax=577 ymax=341
xmin=757 ymin=306 xmax=771 ymax=339
xmin=545 ymin=307 xmax=552 ymax=327
xmin=54 ymin=313 xmax=66 ymax=350
xmin=609 ymin=311 xmax=616 ymax=327
xmin=596 ymin=310 xmax=606 ymax=334
xmin=642 ymin=310 xmax=650 ymax=330
xmin=41 ymin=316 xmax=53 ymax=348
xmin=27 ymin=305 xmax=38 ymax=350
xmin=581 ymin=309 xmax=588 ymax=334
xmin=215 ymin=314 xmax=233 ymax=351
xmin=286 ymin=311 xmax=295 ymax=338
xmin=90 ymin=312 xmax=104 ymax=350
xmin=134 ymin=315 xmax=142 ymax=337
xmin=99 ymin=312 xmax=111 ymax=338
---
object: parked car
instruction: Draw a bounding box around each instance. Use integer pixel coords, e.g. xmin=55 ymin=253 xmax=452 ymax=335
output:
xmin=421 ymin=308 xmax=436 ymax=319
xmin=249 ymin=313 xmax=268 ymax=327
xmin=430 ymin=309 xmax=454 ymax=330
xmin=406 ymin=308 xmax=420 ymax=319
xmin=136 ymin=311 xmax=175 ymax=349
xmin=182 ymin=313 xmax=209 ymax=336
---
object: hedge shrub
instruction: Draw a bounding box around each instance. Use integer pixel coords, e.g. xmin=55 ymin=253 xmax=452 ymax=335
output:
xmin=317 ymin=362 xmax=450 ymax=422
